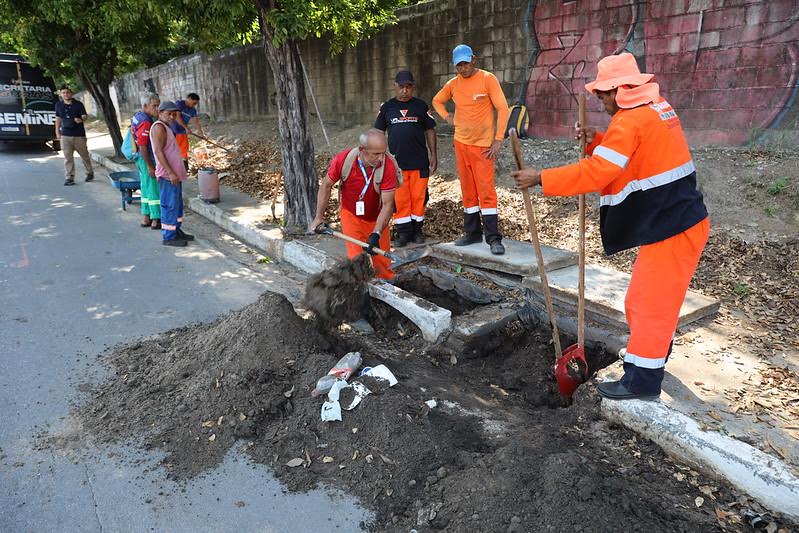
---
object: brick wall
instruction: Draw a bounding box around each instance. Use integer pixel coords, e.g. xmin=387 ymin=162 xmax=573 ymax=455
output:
xmin=114 ymin=0 xmax=799 ymax=146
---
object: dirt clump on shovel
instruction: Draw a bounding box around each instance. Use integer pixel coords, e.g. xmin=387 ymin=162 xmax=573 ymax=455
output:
xmin=304 ymin=252 xmax=373 ymax=325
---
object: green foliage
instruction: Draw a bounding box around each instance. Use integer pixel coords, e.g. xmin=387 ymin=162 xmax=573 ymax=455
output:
xmin=764 ymin=206 xmax=778 ymax=217
xmin=733 ymin=282 xmax=750 ymax=297
xmin=767 ymin=176 xmax=789 ymax=195
xmin=261 ymin=0 xmax=409 ymax=53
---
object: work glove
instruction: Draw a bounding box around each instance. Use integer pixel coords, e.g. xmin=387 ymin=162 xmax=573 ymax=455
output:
xmin=366 ymin=232 xmax=381 ymax=256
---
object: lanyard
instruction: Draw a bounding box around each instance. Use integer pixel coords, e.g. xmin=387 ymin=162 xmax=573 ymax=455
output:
xmin=356 ymin=159 xmax=374 ymax=201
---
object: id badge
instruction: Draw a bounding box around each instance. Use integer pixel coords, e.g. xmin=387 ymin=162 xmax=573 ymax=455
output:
xmin=355 ymin=201 xmax=365 ymax=216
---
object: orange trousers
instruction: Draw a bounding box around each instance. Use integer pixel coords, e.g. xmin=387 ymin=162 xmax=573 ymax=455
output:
xmin=454 ymin=140 xmax=497 ymax=215
xmin=624 ymin=217 xmax=710 ymax=369
xmin=393 ymin=169 xmax=427 ymax=224
xmin=175 ymin=133 xmax=189 ymax=159
xmin=340 ymin=208 xmax=394 ymax=280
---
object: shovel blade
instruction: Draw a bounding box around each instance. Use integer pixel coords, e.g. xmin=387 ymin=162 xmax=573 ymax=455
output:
xmin=554 ymin=344 xmax=588 ymax=397
xmin=389 ymin=248 xmax=429 ymax=270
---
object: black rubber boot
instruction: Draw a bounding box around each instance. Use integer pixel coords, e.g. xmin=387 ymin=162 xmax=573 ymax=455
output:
xmin=412 ymin=220 xmax=425 ymax=244
xmin=393 ymin=221 xmax=413 ymax=248
xmin=482 ymin=214 xmax=503 ymax=246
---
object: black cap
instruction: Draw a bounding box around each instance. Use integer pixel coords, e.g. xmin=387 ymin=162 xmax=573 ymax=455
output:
xmin=395 ymin=70 xmax=415 ymax=84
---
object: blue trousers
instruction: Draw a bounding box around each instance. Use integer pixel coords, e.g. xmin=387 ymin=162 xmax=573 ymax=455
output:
xmin=159 ymin=179 xmax=183 ymax=241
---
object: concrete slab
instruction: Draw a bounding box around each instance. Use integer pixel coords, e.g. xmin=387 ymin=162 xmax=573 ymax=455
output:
xmin=368 ymin=280 xmax=452 ymax=342
xmin=523 ymin=264 xmax=719 ymax=329
xmin=601 ymin=396 xmax=799 ymax=521
xmin=432 ymin=239 xmax=576 ymax=277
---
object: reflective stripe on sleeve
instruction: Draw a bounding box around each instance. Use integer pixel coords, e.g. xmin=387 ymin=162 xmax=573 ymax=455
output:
xmin=593 ymin=145 xmax=629 ymax=169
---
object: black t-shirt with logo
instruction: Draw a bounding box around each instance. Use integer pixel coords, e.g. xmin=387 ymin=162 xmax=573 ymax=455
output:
xmin=374 ymin=97 xmax=436 ymax=178
xmin=55 ymin=99 xmax=87 ymax=137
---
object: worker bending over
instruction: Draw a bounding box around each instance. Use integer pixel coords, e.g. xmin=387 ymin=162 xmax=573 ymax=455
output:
xmin=310 ymin=129 xmax=400 ymax=280
xmin=511 ymin=52 xmax=709 ymax=400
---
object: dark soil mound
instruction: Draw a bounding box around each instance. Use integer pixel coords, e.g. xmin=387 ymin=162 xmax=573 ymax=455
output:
xmin=78 ymin=291 xmax=781 ymax=532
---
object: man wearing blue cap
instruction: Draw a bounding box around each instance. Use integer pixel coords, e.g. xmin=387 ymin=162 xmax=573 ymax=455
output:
xmin=433 ymin=44 xmax=510 ymax=255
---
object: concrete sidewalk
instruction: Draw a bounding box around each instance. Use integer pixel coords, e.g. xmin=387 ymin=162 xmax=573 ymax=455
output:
xmin=87 ymin=132 xmax=799 ymax=520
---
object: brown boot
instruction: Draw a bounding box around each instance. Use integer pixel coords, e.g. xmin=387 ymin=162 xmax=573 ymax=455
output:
xmin=141 ymin=215 xmax=151 ymax=228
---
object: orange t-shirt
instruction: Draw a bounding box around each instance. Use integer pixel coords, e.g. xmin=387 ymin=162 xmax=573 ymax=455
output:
xmin=432 ymin=69 xmax=509 ymax=147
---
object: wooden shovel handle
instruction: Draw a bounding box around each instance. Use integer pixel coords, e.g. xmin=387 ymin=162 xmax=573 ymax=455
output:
xmin=578 ymin=95 xmax=587 ymax=348
xmin=188 ymin=131 xmax=231 ymax=152
xmin=323 ymin=227 xmax=393 ymax=259
xmin=509 ymin=129 xmax=562 ymax=358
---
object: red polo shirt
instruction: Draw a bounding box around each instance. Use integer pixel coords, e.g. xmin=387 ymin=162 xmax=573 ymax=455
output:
xmin=327 ymin=149 xmax=398 ymax=221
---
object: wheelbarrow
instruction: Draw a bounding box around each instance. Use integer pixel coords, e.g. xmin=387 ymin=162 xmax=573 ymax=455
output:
xmin=109 ymin=171 xmax=141 ymax=211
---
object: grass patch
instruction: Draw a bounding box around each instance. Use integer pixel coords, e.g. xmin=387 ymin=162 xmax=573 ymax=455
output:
xmin=767 ymin=176 xmax=790 ymax=195
xmin=733 ymin=282 xmax=750 ymax=297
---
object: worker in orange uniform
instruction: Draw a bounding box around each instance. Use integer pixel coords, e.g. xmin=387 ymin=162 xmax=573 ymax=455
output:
xmin=310 ymin=129 xmax=400 ymax=280
xmin=433 ymin=44 xmax=510 ymax=255
xmin=511 ymin=52 xmax=709 ymax=400
xmin=375 ymin=70 xmax=437 ymax=247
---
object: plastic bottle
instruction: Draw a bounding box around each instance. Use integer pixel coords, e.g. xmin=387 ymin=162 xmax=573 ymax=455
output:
xmin=311 ymin=352 xmax=362 ymax=397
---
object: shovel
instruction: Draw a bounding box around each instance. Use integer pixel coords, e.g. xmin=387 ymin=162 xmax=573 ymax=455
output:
xmin=553 ymin=95 xmax=589 ymax=397
xmin=313 ymin=223 xmax=429 ymax=270
xmin=189 ymin=131 xmax=232 ymax=153
xmin=508 ymin=128 xmax=564 ymax=365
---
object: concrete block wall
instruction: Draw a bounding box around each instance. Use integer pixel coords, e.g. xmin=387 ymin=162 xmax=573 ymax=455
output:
xmin=528 ymin=0 xmax=799 ymax=145
xmin=113 ymin=0 xmax=798 ymax=146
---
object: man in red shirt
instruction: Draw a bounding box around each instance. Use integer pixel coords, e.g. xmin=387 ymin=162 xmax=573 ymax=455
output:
xmin=310 ymin=129 xmax=399 ymax=280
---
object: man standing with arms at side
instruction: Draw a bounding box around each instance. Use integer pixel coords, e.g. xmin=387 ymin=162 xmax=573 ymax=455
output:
xmin=131 ymin=93 xmax=161 ymax=229
xmin=54 ymin=85 xmax=94 ymax=186
xmin=309 ymin=129 xmax=399 ymax=280
xmin=171 ymin=92 xmax=205 ymax=172
xmin=151 ymin=101 xmax=194 ymax=247
xmin=433 ymin=44 xmax=509 ymax=255
xmin=375 ymin=70 xmax=437 ymax=247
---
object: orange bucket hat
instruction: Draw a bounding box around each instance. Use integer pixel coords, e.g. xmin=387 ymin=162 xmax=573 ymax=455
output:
xmin=584 ymin=52 xmax=654 ymax=93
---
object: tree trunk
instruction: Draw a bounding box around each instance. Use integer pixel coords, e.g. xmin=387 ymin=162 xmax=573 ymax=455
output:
xmin=258 ymin=15 xmax=319 ymax=230
xmin=79 ymin=73 xmax=123 ymax=157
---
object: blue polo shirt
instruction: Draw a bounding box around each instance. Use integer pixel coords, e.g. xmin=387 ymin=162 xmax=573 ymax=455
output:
xmin=170 ymin=99 xmax=198 ymax=135
xmin=55 ymin=99 xmax=87 ymax=137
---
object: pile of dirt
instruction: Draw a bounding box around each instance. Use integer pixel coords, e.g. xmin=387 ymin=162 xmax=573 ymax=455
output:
xmin=76 ymin=290 xmax=791 ymax=532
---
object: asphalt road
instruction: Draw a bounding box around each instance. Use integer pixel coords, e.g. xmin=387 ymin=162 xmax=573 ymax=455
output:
xmin=0 ymin=143 xmax=370 ymax=532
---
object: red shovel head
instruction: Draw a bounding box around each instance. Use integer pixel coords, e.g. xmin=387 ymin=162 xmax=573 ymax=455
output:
xmin=554 ymin=344 xmax=589 ymax=397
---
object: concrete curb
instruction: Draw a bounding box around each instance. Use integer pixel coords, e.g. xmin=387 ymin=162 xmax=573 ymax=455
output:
xmin=90 ymin=151 xmax=129 ymax=173
xmin=602 ymin=398 xmax=799 ymax=521
xmin=189 ymin=197 xmax=286 ymax=261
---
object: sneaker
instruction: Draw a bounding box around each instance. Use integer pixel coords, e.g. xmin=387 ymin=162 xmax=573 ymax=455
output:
xmin=162 ymin=238 xmax=187 ymax=247
xmin=412 ymin=231 xmax=426 ymax=244
xmin=394 ymin=234 xmax=409 ymax=248
xmin=176 ymin=229 xmax=194 ymax=241
xmin=454 ymin=233 xmax=482 ymax=246
xmin=489 ymin=241 xmax=505 ymax=255
xmin=64 ymin=179 xmax=75 ymax=186
xmin=85 ymin=173 xmax=94 ymax=182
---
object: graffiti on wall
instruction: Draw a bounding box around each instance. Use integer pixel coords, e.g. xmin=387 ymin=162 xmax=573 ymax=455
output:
xmin=523 ymin=0 xmax=799 ymax=145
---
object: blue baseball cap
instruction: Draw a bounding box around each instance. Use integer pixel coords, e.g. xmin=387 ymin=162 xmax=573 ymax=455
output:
xmin=452 ymin=44 xmax=474 ymax=66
